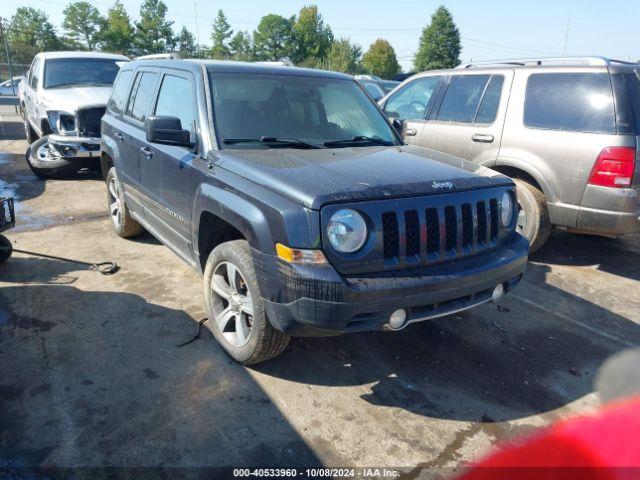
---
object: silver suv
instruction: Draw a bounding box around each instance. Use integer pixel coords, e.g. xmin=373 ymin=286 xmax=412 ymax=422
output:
xmin=380 ymin=57 xmax=640 ymax=251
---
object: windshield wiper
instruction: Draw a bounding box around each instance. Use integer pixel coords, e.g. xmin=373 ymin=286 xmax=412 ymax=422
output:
xmin=222 ymin=136 xmax=322 ymax=149
xmin=322 ymin=136 xmax=395 ymax=148
xmin=47 ymin=82 xmax=111 ymax=89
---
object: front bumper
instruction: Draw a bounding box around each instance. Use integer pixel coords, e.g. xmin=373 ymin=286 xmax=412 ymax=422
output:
xmin=254 ymin=233 xmax=529 ymax=337
xmin=48 ymin=134 xmax=101 ymax=160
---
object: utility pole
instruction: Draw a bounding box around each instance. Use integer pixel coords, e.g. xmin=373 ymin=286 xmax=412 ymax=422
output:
xmin=194 ymin=0 xmax=200 ymax=56
xmin=562 ymin=15 xmax=571 ymax=56
xmin=0 ymin=17 xmax=17 ymax=98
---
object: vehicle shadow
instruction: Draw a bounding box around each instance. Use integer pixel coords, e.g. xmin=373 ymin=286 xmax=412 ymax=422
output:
xmin=0 ymin=121 xmax=25 ymax=141
xmin=531 ymin=230 xmax=640 ymax=282
xmin=0 ymin=152 xmax=46 ymax=203
xmin=255 ymin=260 xmax=640 ymax=423
xmin=0 ymin=259 xmax=323 ymax=469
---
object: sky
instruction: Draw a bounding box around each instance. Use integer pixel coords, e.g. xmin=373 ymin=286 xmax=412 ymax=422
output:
xmin=1 ymin=0 xmax=638 ymax=71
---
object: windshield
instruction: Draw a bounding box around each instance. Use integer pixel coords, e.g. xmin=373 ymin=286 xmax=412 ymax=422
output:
xmin=209 ymin=73 xmax=399 ymax=149
xmin=44 ymin=58 xmax=121 ymax=89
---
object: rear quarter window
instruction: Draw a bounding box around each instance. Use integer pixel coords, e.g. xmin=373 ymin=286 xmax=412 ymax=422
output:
xmin=108 ymin=70 xmax=134 ymax=115
xmin=611 ymin=71 xmax=640 ymax=135
xmin=524 ymin=73 xmax=616 ymax=134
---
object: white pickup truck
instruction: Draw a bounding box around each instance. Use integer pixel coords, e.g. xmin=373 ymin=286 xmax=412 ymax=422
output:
xmin=19 ymin=51 xmax=128 ymax=178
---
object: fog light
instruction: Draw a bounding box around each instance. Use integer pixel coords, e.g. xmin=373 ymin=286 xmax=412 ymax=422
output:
xmin=62 ymin=146 xmax=77 ymax=157
xmin=389 ymin=309 xmax=407 ymax=330
xmin=492 ymin=283 xmax=505 ymax=302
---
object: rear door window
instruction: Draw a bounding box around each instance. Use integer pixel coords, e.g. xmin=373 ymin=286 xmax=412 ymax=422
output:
xmin=475 ymin=75 xmax=505 ymax=124
xmin=383 ymin=76 xmax=441 ymax=120
xmin=436 ymin=75 xmax=491 ymax=123
xmin=524 ymin=73 xmax=615 ymax=134
xmin=126 ymin=71 xmax=158 ymax=123
xmin=108 ymin=70 xmax=134 ymax=116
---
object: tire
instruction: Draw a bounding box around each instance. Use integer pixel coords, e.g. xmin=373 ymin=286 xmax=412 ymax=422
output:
xmin=25 ymin=136 xmax=78 ymax=179
xmin=106 ymin=167 xmax=144 ymax=238
xmin=514 ymin=178 xmax=552 ymax=253
xmin=203 ymin=240 xmax=290 ymax=364
xmin=0 ymin=235 xmax=12 ymax=263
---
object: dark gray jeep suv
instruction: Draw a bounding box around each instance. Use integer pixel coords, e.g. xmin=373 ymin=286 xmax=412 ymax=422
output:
xmin=101 ymin=59 xmax=529 ymax=364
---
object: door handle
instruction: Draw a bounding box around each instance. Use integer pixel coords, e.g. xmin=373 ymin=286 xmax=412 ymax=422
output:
xmin=114 ymin=132 xmax=124 ymax=142
xmin=471 ymin=133 xmax=494 ymax=143
xmin=140 ymin=146 xmax=153 ymax=158
xmin=405 ymin=128 xmax=417 ymax=136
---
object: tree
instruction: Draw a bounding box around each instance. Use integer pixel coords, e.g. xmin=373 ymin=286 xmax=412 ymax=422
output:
xmin=100 ymin=1 xmax=134 ymax=55
xmin=210 ymin=9 xmax=232 ymax=59
xmin=229 ymin=31 xmax=253 ymax=61
xmin=62 ymin=1 xmax=105 ymax=50
xmin=362 ymin=39 xmax=400 ymax=79
xmin=6 ymin=7 xmax=62 ymax=64
xmin=413 ymin=6 xmax=461 ymax=71
xmin=325 ymin=38 xmax=361 ymax=74
xmin=291 ymin=5 xmax=333 ymax=64
xmin=175 ymin=26 xmax=196 ymax=58
xmin=135 ymin=0 xmax=174 ymax=55
xmin=253 ymin=14 xmax=294 ymax=61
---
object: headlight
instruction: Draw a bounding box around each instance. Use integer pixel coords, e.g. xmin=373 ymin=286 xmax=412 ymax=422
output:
xmin=327 ymin=209 xmax=368 ymax=253
xmin=501 ymin=191 xmax=514 ymax=227
xmin=47 ymin=111 xmax=76 ymax=134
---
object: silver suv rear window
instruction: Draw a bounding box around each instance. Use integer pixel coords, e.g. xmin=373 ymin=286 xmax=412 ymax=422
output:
xmin=524 ymin=73 xmax=615 ymax=134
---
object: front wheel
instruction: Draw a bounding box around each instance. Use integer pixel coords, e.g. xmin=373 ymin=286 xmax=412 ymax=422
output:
xmin=25 ymin=136 xmax=77 ymax=179
xmin=203 ymin=240 xmax=290 ymax=364
xmin=514 ymin=179 xmax=552 ymax=253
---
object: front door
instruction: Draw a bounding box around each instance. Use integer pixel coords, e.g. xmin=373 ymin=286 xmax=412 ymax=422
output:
xmin=381 ymin=75 xmax=443 ymax=145
xmin=142 ymin=70 xmax=198 ymax=259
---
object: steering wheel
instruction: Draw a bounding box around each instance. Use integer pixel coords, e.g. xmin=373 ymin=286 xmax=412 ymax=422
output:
xmin=409 ymin=100 xmax=427 ymax=113
xmin=313 ymin=122 xmax=342 ymax=135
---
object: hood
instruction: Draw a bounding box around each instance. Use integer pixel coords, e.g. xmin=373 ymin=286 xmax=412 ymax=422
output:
xmin=39 ymin=86 xmax=112 ymax=114
xmin=215 ymin=144 xmax=512 ymax=209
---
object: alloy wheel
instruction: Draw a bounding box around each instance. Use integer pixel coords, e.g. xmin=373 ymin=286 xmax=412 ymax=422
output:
xmin=211 ymin=261 xmax=254 ymax=348
xmin=108 ymin=176 xmax=123 ymax=229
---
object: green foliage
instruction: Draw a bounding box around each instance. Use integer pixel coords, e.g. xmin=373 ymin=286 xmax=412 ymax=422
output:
xmin=176 ymin=26 xmax=197 ymax=58
xmin=291 ymin=5 xmax=333 ymax=64
xmin=324 ymin=38 xmax=361 ymax=74
xmin=210 ymin=10 xmax=232 ymax=59
xmin=100 ymin=1 xmax=134 ymax=55
xmin=413 ymin=6 xmax=461 ymax=71
xmin=362 ymin=39 xmax=399 ymax=79
xmin=6 ymin=7 xmax=62 ymax=64
xmin=253 ymin=14 xmax=294 ymax=61
xmin=229 ymin=31 xmax=254 ymax=61
xmin=134 ymin=0 xmax=174 ymax=55
xmin=62 ymin=1 xmax=105 ymax=50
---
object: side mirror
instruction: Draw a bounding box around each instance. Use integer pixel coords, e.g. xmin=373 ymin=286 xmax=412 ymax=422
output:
xmin=145 ymin=115 xmax=194 ymax=148
xmin=392 ymin=118 xmax=404 ymax=133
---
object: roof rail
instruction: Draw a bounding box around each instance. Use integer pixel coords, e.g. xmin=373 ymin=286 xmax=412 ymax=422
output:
xmin=135 ymin=53 xmax=181 ymax=61
xmin=455 ymin=56 xmax=639 ymax=69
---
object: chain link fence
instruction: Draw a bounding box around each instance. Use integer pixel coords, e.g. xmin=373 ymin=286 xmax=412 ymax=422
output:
xmin=0 ymin=62 xmax=29 ymax=83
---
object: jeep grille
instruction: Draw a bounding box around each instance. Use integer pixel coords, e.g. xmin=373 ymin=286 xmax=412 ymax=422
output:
xmin=320 ymin=186 xmax=513 ymax=275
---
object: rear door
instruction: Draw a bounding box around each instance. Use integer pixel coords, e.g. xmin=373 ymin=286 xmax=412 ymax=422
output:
xmin=381 ymin=75 xmax=443 ymax=141
xmin=120 ymin=68 xmax=160 ymax=216
xmin=419 ymin=71 xmax=513 ymax=165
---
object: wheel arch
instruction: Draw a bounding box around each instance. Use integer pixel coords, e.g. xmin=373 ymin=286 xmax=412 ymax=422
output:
xmin=193 ymin=185 xmax=275 ymax=272
xmin=492 ymin=159 xmax=555 ymax=202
